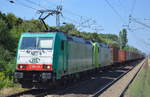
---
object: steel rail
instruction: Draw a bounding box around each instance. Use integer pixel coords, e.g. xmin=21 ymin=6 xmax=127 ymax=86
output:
xmin=90 ymin=59 xmax=145 ymax=97
xmin=5 ymin=89 xmax=48 ymax=97
xmin=118 ymin=59 xmax=145 ymax=97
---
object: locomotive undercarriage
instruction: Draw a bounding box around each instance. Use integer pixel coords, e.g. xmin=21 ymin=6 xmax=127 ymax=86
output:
xmin=14 ymin=71 xmax=55 ymax=88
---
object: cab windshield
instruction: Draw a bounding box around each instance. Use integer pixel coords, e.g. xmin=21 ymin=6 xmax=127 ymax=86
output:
xmin=20 ymin=37 xmax=53 ymax=50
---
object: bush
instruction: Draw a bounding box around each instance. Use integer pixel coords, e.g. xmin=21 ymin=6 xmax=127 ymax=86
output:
xmin=0 ymin=56 xmax=16 ymax=89
xmin=0 ymin=72 xmax=14 ymax=89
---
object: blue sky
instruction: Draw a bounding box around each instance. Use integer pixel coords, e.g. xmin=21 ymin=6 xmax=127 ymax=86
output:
xmin=0 ymin=0 xmax=150 ymax=54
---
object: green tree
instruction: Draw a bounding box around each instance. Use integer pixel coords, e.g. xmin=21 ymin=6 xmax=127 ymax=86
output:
xmin=6 ymin=13 xmax=21 ymax=29
xmin=0 ymin=19 xmax=17 ymax=52
xmin=60 ymin=24 xmax=76 ymax=34
xmin=119 ymin=29 xmax=128 ymax=49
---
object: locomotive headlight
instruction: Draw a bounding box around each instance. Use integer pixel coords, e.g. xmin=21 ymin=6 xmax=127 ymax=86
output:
xmin=20 ymin=65 xmax=23 ymax=69
xmin=43 ymin=64 xmax=52 ymax=70
xmin=17 ymin=64 xmax=27 ymax=69
xmin=47 ymin=66 xmax=50 ymax=69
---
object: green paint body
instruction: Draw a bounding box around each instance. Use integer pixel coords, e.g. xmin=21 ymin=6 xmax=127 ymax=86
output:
xmin=17 ymin=32 xmax=111 ymax=80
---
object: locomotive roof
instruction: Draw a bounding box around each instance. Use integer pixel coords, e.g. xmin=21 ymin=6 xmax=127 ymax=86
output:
xmin=21 ymin=32 xmax=92 ymax=45
xmin=98 ymin=43 xmax=109 ymax=48
xmin=21 ymin=32 xmax=56 ymax=37
xmin=21 ymin=32 xmax=109 ymax=46
xmin=67 ymin=35 xmax=92 ymax=45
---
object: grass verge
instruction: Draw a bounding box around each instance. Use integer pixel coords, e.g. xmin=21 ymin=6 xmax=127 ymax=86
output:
xmin=0 ymin=84 xmax=27 ymax=96
xmin=124 ymin=59 xmax=150 ymax=97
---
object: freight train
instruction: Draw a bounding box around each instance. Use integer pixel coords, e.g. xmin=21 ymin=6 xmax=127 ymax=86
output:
xmin=14 ymin=32 xmax=144 ymax=88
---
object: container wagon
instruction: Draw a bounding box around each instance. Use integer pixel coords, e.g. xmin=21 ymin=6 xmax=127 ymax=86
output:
xmin=109 ymin=45 xmax=119 ymax=64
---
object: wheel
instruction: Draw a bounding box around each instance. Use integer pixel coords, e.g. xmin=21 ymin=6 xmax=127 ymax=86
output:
xmin=22 ymin=83 xmax=33 ymax=88
xmin=21 ymin=81 xmax=33 ymax=88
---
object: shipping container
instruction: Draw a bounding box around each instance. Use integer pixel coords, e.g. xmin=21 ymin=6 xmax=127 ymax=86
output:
xmin=119 ymin=50 xmax=126 ymax=62
xmin=109 ymin=45 xmax=119 ymax=64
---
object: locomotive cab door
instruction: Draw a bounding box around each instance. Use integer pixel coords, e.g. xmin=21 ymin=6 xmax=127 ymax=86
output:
xmin=61 ymin=40 xmax=68 ymax=74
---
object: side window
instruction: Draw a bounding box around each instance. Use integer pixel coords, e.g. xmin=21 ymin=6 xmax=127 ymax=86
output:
xmin=61 ymin=40 xmax=64 ymax=50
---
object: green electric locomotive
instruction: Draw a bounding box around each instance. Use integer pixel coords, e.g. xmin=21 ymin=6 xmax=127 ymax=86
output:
xmin=14 ymin=32 xmax=112 ymax=88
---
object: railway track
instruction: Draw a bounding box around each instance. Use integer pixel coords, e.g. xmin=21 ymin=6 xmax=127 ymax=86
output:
xmin=119 ymin=59 xmax=146 ymax=97
xmin=45 ymin=60 xmax=143 ymax=97
xmin=5 ymin=89 xmax=48 ymax=97
xmin=91 ymin=59 xmax=145 ymax=97
xmin=4 ymin=59 xmax=144 ymax=97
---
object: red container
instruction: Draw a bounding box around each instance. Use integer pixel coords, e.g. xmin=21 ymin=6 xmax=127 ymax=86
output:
xmin=119 ymin=50 xmax=126 ymax=62
xmin=109 ymin=45 xmax=119 ymax=63
xmin=126 ymin=51 xmax=130 ymax=61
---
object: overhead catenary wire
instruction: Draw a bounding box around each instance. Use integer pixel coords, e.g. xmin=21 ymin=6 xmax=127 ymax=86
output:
xmin=61 ymin=5 xmax=104 ymax=31
xmin=130 ymin=16 xmax=150 ymax=29
xmin=45 ymin=0 xmax=83 ymax=19
xmin=128 ymin=0 xmax=137 ymax=29
xmin=117 ymin=0 xmax=127 ymax=12
xmin=24 ymin=0 xmax=47 ymax=9
xmin=9 ymin=0 xmax=103 ymax=32
xmin=23 ymin=0 xmax=90 ymax=24
xmin=61 ymin=8 xmax=103 ymax=32
xmin=11 ymin=0 xmax=59 ymax=11
xmin=115 ymin=0 xmax=148 ymax=53
xmin=104 ymin=0 xmax=125 ymax=23
xmin=127 ymin=1 xmax=150 ymax=54
xmin=41 ymin=0 xmax=99 ymax=29
xmin=45 ymin=0 xmax=63 ymax=9
xmin=62 ymin=15 xmax=93 ymax=31
xmin=60 ymin=0 xmax=63 ymax=6
xmin=130 ymin=0 xmax=137 ymax=15
xmin=62 ymin=15 xmax=79 ymax=24
xmin=32 ymin=0 xmax=103 ymax=31
xmin=129 ymin=30 xmax=150 ymax=53
xmin=9 ymin=0 xmax=39 ymax=11
xmin=9 ymin=0 xmax=84 ymax=26
xmin=62 ymin=15 xmax=104 ymax=32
